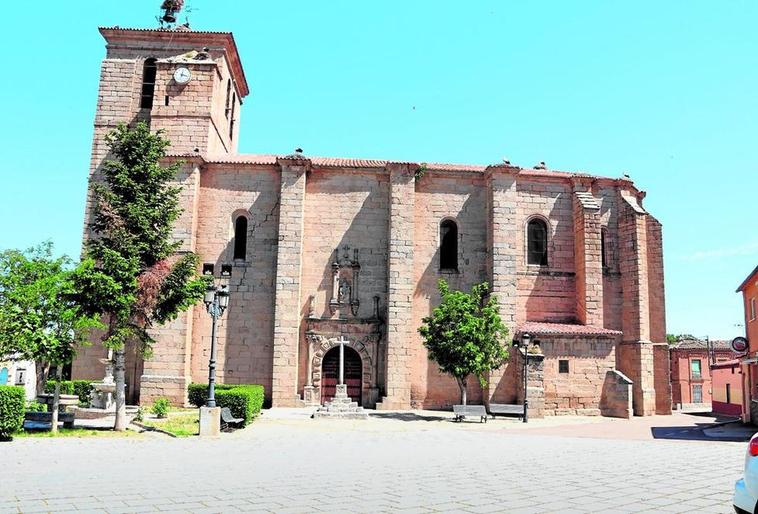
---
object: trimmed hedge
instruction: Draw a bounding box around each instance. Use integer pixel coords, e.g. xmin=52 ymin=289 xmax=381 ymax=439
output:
xmin=0 ymin=385 xmax=25 ymax=438
xmin=187 ymin=383 xmax=264 ymax=426
xmin=45 ymin=380 xmax=95 ymax=405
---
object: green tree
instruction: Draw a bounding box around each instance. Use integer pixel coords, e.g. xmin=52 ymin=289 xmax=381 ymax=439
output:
xmin=0 ymin=243 xmax=102 ymax=433
xmin=74 ymin=122 xmax=208 ymax=430
xmin=418 ymin=280 xmax=509 ymax=405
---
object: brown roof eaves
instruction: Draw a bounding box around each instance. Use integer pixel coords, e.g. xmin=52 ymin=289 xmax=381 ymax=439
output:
xmin=737 ymin=265 xmax=758 ymax=293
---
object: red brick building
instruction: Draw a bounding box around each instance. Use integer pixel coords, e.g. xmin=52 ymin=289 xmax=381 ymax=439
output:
xmin=669 ymin=339 xmax=732 ymax=409
xmin=737 ymin=266 xmax=758 ymax=423
xmin=711 ymin=359 xmax=743 ymax=417
xmin=72 ymin=25 xmax=672 ymax=418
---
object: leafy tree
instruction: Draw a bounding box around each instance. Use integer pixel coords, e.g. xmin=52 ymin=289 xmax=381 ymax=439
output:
xmin=418 ymin=280 xmax=509 ymax=405
xmin=0 ymin=243 xmax=101 ymax=433
xmin=74 ymin=122 xmax=208 ymax=430
xmin=666 ymin=333 xmax=698 ymax=345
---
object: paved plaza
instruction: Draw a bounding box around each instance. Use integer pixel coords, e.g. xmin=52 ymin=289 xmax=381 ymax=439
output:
xmin=0 ymin=411 xmax=748 ymax=513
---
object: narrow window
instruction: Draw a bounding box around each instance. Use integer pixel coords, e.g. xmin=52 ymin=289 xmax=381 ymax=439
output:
xmin=233 ymin=216 xmax=247 ymax=260
xmin=527 ymin=218 xmax=548 ymax=266
xmin=559 ymin=360 xmax=569 ymax=373
xmin=229 ymin=92 xmax=236 ymax=140
xmin=140 ymin=58 xmax=158 ymax=109
xmin=692 ymin=384 xmax=703 ymax=403
xmin=726 ymin=383 xmax=732 ymax=404
xmin=225 ymin=79 xmax=232 ymax=118
xmin=0 ymin=367 xmax=7 ymax=385
xmin=15 ymin=368 xmax=25 ymax=385
xmin=690 ymin=359 xmax=702 ymax=380
xmin=439 ymin=219 xmax=458 ymax=270
xmin=601 ymin=228 xmax=608 ymax=268
xmin=751 ymin=297 xmax=756 ymax=321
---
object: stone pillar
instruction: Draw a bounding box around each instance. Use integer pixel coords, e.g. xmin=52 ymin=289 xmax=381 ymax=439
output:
xmin=515 ymin=349 xmax=545 ymax=419
xmin=483 ymin=165 xmax=519 ymax=405
xmin=271 ymin=156 xmax=310 ymax=407
xmin=616 ymin=190 xmax=656 ymax=416
xmin=376 ymin=163 xmax=414 ymax=410
xmin=572 ymin=179 xmax=603 ymax=327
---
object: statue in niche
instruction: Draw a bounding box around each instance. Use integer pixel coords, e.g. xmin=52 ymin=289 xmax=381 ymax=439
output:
xmin=338 ymin=278 xmax=351 ymax=304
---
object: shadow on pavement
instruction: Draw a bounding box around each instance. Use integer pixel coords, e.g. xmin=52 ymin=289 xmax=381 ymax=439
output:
xmin=369 ymin=411 xmax=451 ymax=423
xmin=651 ymin=418 xmax=755 ymax=442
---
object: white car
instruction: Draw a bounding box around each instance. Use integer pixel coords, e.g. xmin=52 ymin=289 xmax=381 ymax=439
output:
xmin=734 ymin=433 xmax=758 ymax=513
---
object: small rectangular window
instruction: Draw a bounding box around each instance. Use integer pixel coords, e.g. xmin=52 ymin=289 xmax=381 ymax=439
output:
xmin=15 ymin=368 xmax=25 ymax=385
xmin=726 ymin=383 xmax=732 ymax=404
xmin=751 ymin=297 xmax=756 ymax=321
xmin=692 ymin=384 xmax=703 ymax=403
xmin=691 ymin=359 xmax=702 ymax=379
xmin=558 ymin=360 xmax=569 ymax=374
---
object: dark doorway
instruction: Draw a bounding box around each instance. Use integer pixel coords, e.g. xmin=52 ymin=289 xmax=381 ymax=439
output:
xmin=321 ymin=346 xmax=362 ymax=405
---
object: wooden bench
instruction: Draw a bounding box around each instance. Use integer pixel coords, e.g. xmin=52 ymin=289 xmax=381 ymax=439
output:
xmin=220 ymin=407 xmax=244 ymax=431
xmin=24 ymin=411 xmax=75 ymax=429
xmin=489 ymin=403 xmax=525 ymax=420
xmin=452 ymin=405 xmax=487 ymax=423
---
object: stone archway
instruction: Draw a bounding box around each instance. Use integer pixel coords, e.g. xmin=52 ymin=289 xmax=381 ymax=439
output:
xmin=308 ymin=335 xmax=374 ymax=407
xmin=321 ymin=346 xmax=363 ymax=405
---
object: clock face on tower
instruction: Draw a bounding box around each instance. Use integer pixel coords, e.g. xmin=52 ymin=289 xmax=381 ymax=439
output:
xmin=173 ymin=67 xmax=192 ymax=84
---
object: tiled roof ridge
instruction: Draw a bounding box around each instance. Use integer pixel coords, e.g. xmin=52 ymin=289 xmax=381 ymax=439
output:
xmin=191 ymin=152 xmax=626 ymax=181
xmin=517 ymin=321 xmax=623 ymax=336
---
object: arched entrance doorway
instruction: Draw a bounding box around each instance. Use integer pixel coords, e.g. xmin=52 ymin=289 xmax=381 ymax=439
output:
xmin=321 ymin=346 xmax=362 ymax=405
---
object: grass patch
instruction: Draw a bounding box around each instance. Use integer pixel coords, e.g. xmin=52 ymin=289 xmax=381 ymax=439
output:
xmin=15 ymin=428 xmax=141 ymax=438
xmin=141 ymin=409 xmax=199 ymax=437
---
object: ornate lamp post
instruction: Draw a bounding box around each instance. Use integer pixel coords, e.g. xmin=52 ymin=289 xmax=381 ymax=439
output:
xmin=517 ymin=332 xmax=531 ymax=423
xmin=203 ymin=282 xmax=229 ymax=408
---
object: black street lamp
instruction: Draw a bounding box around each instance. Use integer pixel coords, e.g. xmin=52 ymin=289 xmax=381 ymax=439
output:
xmin=515 ymin=332 xmax=531 ymax=423
xmin=203 ymin=282 xmax=229 ymax=408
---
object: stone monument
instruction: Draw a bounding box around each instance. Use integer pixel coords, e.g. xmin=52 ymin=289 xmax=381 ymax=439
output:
xmin=313 ymin=337 xmax=368 ymax=419
xmin=89 ymin=349 xmax=117 ymax=411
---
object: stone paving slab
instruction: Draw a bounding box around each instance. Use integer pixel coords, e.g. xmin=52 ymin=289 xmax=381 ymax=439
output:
xmin=0 ymin=412 xmax=745 ymax=513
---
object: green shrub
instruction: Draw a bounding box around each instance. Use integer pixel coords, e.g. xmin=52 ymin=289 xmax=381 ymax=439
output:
xmin=44 ymin=380 xmax=95 ymax=405
xmin=186 ymin=383 xmax=264 ymax=426
xmin=151 ymin=398 xmax=170 ymax=418
xmin=26 ymin=401 xmax=47 ymax=413
xmin=0 ymin=385 xmax=26 ymax=438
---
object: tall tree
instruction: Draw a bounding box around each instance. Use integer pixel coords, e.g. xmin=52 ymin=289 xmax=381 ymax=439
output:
xmin=75 ymin=122 xmax=207 ymax=430
xmin=0 ymin=243 xmax=101 ymax=433
xmin=418 ymin=280 xmax=509 ymax=405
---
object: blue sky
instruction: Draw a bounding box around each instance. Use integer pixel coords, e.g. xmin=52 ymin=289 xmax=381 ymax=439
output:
xmin=0 ymin=1 xmax=755 ymax=339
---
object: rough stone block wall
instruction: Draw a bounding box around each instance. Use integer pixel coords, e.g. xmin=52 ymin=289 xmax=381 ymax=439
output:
xmin=540 ymin=337 xmax=617 ymax=415
xmin=412 ymin=172 xmax=487 ymax=408
xmin=653 ymin=343 xmax=672 ymax=414
xmin=300 ymin=168 xmax=389 ymax=394
xmin=646 ymin=216 xmax=666 ymax=344
xmin=514 ymin=179 xmax=576 ymax=324
xmin=617 ymin=341 xmax=657 ymax=416
xmin=599 ymin=369 xmax=633 ymax=418
xmin=271 ymin=161 xmax=308 ymax=406
xmin=190 ymin=165 xmax=279 ymax=400
xmin=572 ymin=183 xmax=603 ymax=326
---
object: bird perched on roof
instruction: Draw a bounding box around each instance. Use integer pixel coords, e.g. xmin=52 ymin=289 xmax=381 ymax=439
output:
xmin=534 ymin=161 xmax=547 ymax=170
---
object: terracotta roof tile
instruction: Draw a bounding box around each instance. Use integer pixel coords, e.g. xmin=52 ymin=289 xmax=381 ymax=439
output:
xmin=518 ymin=322 xmax=622 ymax=337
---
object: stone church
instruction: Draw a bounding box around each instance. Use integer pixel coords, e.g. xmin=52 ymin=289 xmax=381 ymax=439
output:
xmin=72 ymin=25 xmax=672 ymax=418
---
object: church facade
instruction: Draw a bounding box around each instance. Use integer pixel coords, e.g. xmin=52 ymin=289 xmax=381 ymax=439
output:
xmin=72 ymin=26 xmax=672 ymax=417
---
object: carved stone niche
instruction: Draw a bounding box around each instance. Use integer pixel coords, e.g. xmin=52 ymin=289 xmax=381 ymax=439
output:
xmin=328 ymin=245 xmax=361 ymax=318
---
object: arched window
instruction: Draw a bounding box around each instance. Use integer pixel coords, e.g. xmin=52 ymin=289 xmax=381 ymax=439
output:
xmin=439 ymin=219 xmax=458 ymax=270
xmin=527 ymin=218 xmax=548 ymax=266
xmin=601 ymin=228 xmax=608 ymax=268
xmin=140 ymin=58 xmax=158 ymax=109
xmin=233 ymin=216 xmax=248 ymax=260
xmin=225 ymin=79 xmax=232 ymax=119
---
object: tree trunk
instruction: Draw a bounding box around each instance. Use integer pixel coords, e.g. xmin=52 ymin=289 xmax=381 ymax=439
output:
xmin=50 ymin=366 xmax=62 ymax=434
xmin=456 ymin=376 xmax=467 ymax=405
xmin=113 ymin=348 xmax=127 ymax=431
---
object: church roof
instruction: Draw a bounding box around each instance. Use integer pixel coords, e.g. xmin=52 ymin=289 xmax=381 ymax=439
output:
xmin=517 ymin=321 xmax=623 ymax=337
xmin=189 ymin=152 xmax=634 ymax=184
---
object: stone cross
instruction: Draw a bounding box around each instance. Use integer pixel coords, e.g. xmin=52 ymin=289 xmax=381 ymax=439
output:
xmin=336 ymin=336 xmax=349 ymax=386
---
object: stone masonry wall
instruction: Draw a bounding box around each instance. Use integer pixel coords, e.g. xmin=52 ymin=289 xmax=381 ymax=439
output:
xmin=190 ymin=165 xmax=279 ymax=400
xmin=412 ymin=171 xmax=487 ymax=408
xmin=300 ymin=168 xmax=389 ymax=394
xmin=540 ymin=336 xmax=617 ymax=416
